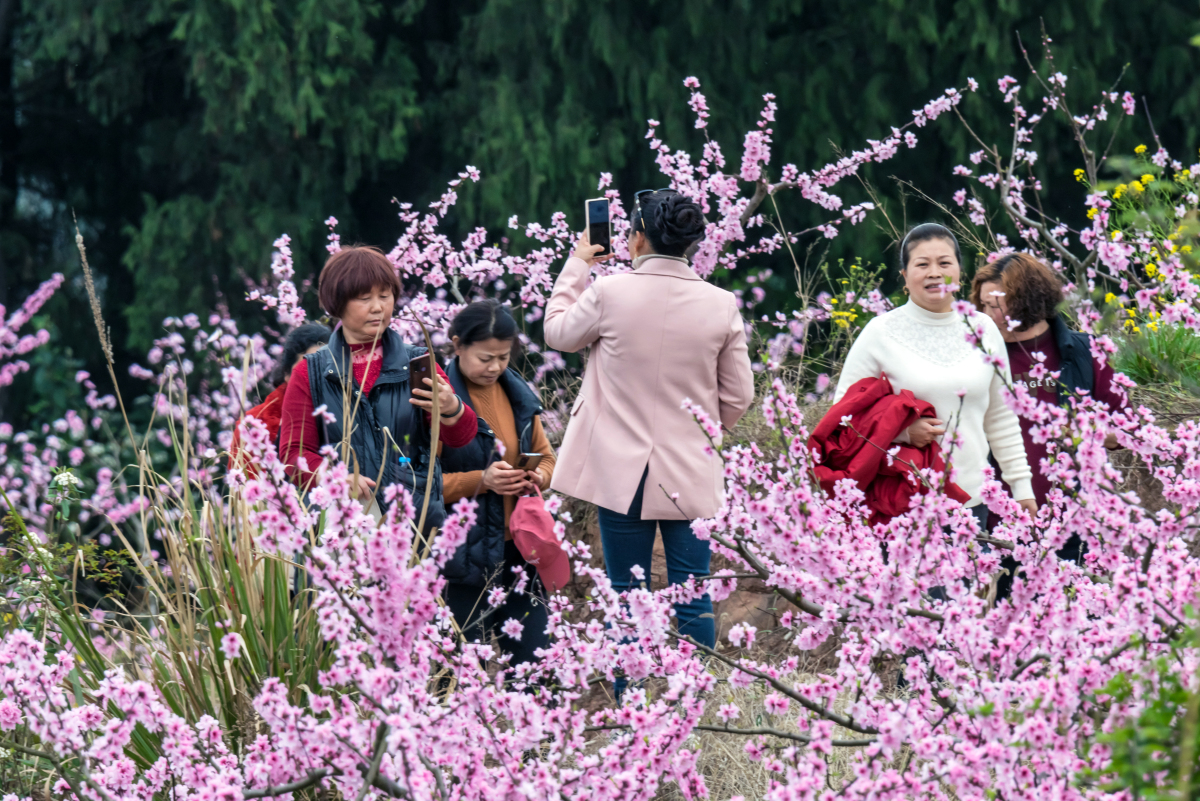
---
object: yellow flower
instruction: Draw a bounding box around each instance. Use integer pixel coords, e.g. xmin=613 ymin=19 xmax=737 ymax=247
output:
xmin=1135 ymin=144 xmax=1148 ymax=154
xmin=1127 ymin=309 xmax=1136 ymax=318
xmin=1130 ymin=180 xmax=1144 ymax=193
xmin=1141 ymin=173 xmax=1155 ymax=184
xmin=830 ymin=298 xmax=838 ymax=304
xmin=1112 ymin=230 xmax=1122 ymax=241
xmin=1149 ymin=322 xmax=1159 ymax=332
xmin=1104 ymin=292 xmax=1116 ymax=304
xmin=1183 ymin=245 xmax=1193 ymax=254
xmin=1087 ymin=208 xmax=1098 ymax=220
xmin=1113 ymin=184 xmax=1127 ymax=199
xmin=1146 ymin=264 xmax=1158 ymax=277
xmin=1074 ymin=168 xmax=1085 ymax=182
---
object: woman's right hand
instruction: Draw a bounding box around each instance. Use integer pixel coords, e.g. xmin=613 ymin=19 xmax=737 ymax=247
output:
xmin=906 ymin=417 xmax=946 ymax=448
xmin=572 ymin=230 xmax=615 ymax=267
xmin=351 ymin=474 xmax=377 ymax=499
xmin=482 ymin=461 xmax=536 ymax=495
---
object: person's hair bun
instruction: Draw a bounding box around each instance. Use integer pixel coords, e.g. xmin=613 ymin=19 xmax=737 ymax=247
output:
xmin=650 ymin=194 xmax=706 ymax=253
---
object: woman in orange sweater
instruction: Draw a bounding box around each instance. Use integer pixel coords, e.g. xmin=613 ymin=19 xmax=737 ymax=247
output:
xmin=441 ymin=300 xmax=556 ymax=666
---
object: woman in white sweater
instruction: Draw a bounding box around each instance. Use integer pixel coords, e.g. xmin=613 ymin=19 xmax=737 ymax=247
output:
xmin=834 ymin=223 xmax=1036 ymax=524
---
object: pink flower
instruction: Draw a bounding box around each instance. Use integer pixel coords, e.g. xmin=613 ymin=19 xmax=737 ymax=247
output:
xmin=500 ymin=619 xmax=523 ymax=641
xmin=763 ymin=693 xmax=789 ymax=715
xmin=0 ymin=699 xmax=21 ymax=730
xmin=220 ymin=633 xmax=243 ymax=660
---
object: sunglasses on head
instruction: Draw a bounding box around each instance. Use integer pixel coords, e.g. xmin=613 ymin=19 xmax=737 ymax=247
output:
xmin=634 ymin=188 xmax=678 ymax=231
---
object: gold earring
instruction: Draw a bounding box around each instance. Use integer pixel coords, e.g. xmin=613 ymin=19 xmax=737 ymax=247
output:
xmin=902 ymin=286 xmax=910 ymax=295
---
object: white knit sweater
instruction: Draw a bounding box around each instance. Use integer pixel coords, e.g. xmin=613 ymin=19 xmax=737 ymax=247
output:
xmin=833 ymin=300 xmax=1034 ymax=505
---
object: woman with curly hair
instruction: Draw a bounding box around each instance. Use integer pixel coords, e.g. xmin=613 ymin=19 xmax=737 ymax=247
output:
xmin=971 ymin=252 xmax=1125 ymax=541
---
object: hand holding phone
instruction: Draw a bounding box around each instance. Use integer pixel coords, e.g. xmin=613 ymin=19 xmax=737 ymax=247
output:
xmin=482 ymin=460 xmax=537 ymax=496
xmin=514 ymin=453 xmax=544 ymax=472
xmin=409 ymin=352 xmax=434 ymax=383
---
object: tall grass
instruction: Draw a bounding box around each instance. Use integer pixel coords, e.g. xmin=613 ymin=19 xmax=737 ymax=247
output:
xmin=1114 ymin=324 xmax=1200 ymax=393
xmin=2 ymin=418 xmax=335 ymax=775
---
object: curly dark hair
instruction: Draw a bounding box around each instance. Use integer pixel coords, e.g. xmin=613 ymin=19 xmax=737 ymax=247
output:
xmin=631 ymin=191 xmax=707 ymax=257
xmin=970 ymin=253 xmax=1064 ymax=332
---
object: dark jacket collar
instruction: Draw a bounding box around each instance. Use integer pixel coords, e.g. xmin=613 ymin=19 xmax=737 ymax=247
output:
xmin=326 ymin=327 xmax=413 ymax=388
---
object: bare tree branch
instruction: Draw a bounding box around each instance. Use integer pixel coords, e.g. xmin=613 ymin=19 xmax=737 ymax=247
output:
xmin=244 ymin=770 xmax=333 ymax=799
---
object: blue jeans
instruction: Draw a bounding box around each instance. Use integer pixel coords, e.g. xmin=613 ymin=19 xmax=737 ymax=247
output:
xmin=598 ymin=471 xmax=715 ymax=697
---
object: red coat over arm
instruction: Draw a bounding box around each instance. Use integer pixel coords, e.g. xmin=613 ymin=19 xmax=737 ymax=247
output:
xmin=808 ymin=376 xmax=971 ymax=524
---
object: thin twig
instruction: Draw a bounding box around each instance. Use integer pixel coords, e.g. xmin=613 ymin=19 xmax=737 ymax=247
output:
xmin=666 ymin=631 xmax=879 ymax=735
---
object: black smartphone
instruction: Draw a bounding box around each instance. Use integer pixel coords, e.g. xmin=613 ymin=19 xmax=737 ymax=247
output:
xmin=409 ymin=352 xmax=434 ymax=385
xmin=514 ymin=453 xmax=544 ymax=471
xmin=586 ymin=197 xmax=611 ymax=256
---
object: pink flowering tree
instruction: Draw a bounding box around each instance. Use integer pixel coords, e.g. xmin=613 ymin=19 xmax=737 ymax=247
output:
xmin=0 ymin=273 xmax=62 ymax=388
xmin=6 ymin=38 xmax=1200 ymax=800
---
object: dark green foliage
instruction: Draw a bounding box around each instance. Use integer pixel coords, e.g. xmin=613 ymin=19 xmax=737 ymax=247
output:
xmin=1114 ymin=323 xmax=1200 ymax=391
xmin=3 ymin=0 xmax=1200 ymax=429
xmin=1089 ymin=627 xmax=1200 ymax=799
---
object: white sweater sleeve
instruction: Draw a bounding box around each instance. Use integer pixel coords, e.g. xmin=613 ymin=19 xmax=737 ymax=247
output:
xmin=979 ymin=318 xmax=1034 ymax=501
xmin=833 ymin=319 xmax=883 ymax=402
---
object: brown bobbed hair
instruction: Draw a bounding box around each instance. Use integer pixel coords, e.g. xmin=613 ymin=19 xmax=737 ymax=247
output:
xmin=318 ymin=246 xmax=402 ymax=319
xmin=970 ymin=253 xmax=1063 ymax=333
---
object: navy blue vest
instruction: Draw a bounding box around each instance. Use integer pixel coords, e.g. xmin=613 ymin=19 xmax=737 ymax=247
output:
xmin=438 ymin=360 xmax=543 ymax=586
xmin=305 ymin=328 xmax=445 ymax=531
xmin=1050 ymin=315 xmax=1095 ymax=401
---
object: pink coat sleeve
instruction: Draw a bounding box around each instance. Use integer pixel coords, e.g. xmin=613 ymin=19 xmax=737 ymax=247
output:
xmin=716 ymin=296 xmax=755 ymax=430
xmin=544 ymin=256 xmax=603 ymax=353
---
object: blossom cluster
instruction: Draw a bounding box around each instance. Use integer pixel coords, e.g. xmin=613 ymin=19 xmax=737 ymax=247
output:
xmin=6 ymin=54 xmax=1200 ymax=801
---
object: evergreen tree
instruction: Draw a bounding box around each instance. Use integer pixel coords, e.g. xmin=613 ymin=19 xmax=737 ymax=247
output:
xmin=3 ymin=0 xmax=1199 ymax=428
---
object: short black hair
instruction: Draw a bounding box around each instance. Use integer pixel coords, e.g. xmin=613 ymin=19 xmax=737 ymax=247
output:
xmin=448 ymin=299 xmax=519 ymax=347
xmin=630 ymin=192 xmax=707 ymax=258
xmin=899 ymin=223 xmax=962 ymax=270
xmin=271 ymin=322 xmax=331 ymax=387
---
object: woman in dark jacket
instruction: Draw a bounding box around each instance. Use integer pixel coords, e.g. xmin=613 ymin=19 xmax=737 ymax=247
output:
xmin=440 ymin=300 xmax=556 ymax=666
xmin=971 ymin=252 xmax=1126 ymax=591
xmin=278 ymin=246 xmax=478 ymax=529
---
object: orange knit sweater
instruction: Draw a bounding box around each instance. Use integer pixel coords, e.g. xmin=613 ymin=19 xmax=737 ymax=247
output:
xmin=442 ymin=378 xmax=556 ymax=538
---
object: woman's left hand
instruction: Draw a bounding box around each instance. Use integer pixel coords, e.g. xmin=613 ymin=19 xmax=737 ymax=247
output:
xmin=410 ymin=374 xmax=464 ymax=422
xmin=1016 ymin=498 xmax=1038 ymax=516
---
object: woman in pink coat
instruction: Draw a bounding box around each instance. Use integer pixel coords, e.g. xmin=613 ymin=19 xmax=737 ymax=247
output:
xmin=545 ymin=189 xmax=755 ymax=675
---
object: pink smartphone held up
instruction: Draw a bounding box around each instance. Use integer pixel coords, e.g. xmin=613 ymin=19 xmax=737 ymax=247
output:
xmin=585 ymin=197 xmax=611 ymax=256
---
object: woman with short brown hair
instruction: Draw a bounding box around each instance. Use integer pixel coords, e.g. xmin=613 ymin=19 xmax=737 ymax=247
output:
xmin=279 ymin=246 xmax=478 ymax=529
